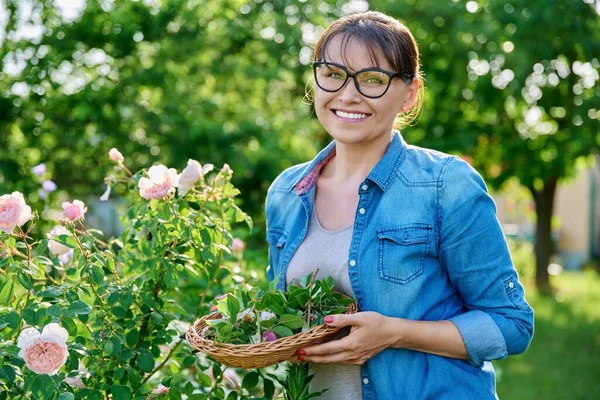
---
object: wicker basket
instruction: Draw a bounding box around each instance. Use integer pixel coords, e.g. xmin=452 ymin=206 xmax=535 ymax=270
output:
xmin=186 ymin=301 xmax=359 ymax=369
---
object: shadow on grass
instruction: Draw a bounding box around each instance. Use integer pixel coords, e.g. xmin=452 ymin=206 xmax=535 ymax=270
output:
xmin=495 ymin=292 xmax=600 ymax=400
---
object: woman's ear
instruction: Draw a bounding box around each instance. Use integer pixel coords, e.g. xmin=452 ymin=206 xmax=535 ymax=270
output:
xmin=399 ymin=78 xmax=419 ymax=113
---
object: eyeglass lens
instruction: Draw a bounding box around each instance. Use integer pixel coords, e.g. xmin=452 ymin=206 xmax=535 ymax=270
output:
xmin=314 ymin=63 xmax=392 ymax=98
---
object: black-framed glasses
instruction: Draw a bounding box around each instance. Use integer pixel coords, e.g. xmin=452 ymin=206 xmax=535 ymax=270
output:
xmin=312 ymin=61 xmax=413 ymax=99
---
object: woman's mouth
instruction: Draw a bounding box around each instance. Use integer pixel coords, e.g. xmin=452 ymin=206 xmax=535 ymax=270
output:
xmin=333 ymin=110 xmax=371 ymax=121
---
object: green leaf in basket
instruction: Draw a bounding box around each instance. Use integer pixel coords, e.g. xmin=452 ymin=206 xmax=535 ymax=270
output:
xmin=217 ymin=296 xmax=230 ymax=317
xmin=278 ymin=314 xmax=305 ymax=330
xmin=271 ymin=325 xmax=294 ymax=338
xmin=257 ymin=292 xmax=285 ymax=315
xmin=227 ymin=294 xmax=240 ymax=322
xmin=286 ymin=288 xmax=311 ymax=309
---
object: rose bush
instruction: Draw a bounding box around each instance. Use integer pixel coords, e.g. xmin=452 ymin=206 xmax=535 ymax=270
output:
xmin=0 ymin=150 xmax=283 ymax=399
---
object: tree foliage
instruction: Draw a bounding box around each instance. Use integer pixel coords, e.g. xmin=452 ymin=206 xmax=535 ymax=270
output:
xmin=2 ymin=0 xmax=599 ymax=292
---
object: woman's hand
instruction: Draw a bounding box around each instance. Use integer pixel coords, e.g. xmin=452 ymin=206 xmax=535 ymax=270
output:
xmin=297 ymin=312 xmax=396 ymax=365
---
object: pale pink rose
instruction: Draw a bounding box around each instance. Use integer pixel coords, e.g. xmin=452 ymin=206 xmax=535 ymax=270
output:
xmin=17 ymin=323 xmax=69 ymax=375
xmin=64 ymin=360 xmax=89 ymax=388
xmin=231 ymin=238 xmax=245 ymax=257
xmin=220 ymin=163 xmax=232 ymax=175
xmin=177 ymin=159 xmax=203 ymax=196
xmin=61 ymin=200 xmax=87 ymax=221
xmin=47 ymin=225 xmax=71 ymax=255
xmin=153 ymin=383 xmax=169 ymax=395
xmin=138 ymin=164 xmax=179 ymax=200
xmin=109 ymin=148 xmax=124 ymax=162
xmin=0 ymin=192 xmax=33 ymax=234
xmin=177 ymin=160 xmax=215 ymax=196
xmin=58 ymin=248 xmax=74 ymax=265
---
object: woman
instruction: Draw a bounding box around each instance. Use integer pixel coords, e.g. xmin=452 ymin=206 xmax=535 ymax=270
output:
xmin=265 ymin=11 xmax=534 ymax=400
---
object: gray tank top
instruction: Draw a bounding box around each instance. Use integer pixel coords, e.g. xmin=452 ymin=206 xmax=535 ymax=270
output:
xmin=286 ymin=208 xmax=362 ymax=400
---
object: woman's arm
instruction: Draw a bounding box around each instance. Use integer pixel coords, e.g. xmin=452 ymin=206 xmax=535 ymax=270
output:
xmin=298 ymin=312 xmax=468 ymax=364
xmin=387 ymin=317 xmax=468 ymax=359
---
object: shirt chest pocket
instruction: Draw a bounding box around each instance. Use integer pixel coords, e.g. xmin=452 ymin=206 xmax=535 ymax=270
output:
xmin=267 ymin=228 xmax=288 ymax=271
xmin=377 ymin=224 xmax=432 ymax=284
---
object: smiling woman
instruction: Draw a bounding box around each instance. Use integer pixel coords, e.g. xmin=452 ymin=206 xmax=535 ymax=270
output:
xmin=265 ymin=10 xmax=534 ymax=400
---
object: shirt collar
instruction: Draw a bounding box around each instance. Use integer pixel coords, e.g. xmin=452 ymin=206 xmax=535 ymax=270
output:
xmin=291 ymin=131 xmax=407 ymax=194
xmin=367 ymin=131 xmax=407 ymax=191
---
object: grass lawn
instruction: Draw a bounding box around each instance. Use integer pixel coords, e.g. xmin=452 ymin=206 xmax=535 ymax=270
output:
xmin=495 ymin=270 xmax=600 ymax=400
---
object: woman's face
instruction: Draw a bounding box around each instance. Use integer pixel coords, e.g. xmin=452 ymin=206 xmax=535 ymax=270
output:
xmin=314 ymin=35 xmax=418 ymax=148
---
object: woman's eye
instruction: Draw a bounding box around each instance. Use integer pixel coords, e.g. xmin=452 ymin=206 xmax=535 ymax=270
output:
xmin=326 ymin=71 xmax=345 ymax=80
xmin=361 ymin=75 xmax=385 ymax=84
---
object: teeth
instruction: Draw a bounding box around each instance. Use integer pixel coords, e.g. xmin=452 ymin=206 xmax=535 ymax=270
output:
xmin=335 ymin=110 xmax=369 ymax=119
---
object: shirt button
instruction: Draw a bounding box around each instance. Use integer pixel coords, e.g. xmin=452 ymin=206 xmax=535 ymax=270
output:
xmin=508 ymin=281 xmax=515 ymax=289
xmin=363 ymin=378 xmax=369 ymax=385
xmin=359 ymin=208 xmax=366 ymax=214
xmin=361 ymin=184 xmax=368 ymax=191
xmin=349 ymin=260 xmax=356 ymax=267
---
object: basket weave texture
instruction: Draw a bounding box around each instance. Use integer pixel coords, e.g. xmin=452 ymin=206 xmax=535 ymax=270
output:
xmin=186 ymin=301 xmax=359 ymax=369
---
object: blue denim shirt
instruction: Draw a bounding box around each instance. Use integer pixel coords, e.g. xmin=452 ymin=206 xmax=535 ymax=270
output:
xmin=265 ymin=132 xmax=534 ymax=399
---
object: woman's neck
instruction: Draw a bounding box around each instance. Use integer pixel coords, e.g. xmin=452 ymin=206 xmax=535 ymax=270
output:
xmin=324 ymin=134 xmax=391 ymax=182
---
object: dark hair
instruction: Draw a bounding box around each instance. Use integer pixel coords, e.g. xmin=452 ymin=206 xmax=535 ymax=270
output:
xmin=312 ymin=11 xmax=424 ymax=128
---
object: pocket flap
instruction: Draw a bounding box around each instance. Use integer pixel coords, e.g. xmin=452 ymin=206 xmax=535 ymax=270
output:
xmin=377 ymin=225 xmax=431 ymax=245
xmin=267 ymin=229 xmax=287 ymax=248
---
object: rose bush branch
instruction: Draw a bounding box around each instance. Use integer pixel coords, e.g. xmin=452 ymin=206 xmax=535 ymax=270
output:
xmin=0 ymin=149 xmax=258 ymax=399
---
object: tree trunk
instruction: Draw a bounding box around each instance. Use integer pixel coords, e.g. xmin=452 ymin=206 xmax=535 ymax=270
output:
xmin=527 ymin=178 xmax=558 ymax=295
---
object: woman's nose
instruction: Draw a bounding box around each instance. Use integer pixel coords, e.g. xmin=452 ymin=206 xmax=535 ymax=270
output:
xmin=337 ymin=77 xmax=363 ymax=103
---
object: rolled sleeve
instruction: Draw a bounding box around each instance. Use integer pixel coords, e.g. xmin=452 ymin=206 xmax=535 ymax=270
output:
xmin=438 ymin=157 xmax=534 ymax=366
xmin=449 ymin=310 xmax=507 ymax=367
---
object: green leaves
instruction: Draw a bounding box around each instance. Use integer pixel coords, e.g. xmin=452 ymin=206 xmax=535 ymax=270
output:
xmin=227 ymin=294 xmax=240 ymax=321
xmin=136 ymin=349 xmax=155 ymax=372
xmin=204 ymin=273 xmax=356 ymax=345
xmin=278 ymin=314 xmax=305 ymax=330
xmin=0 ymin=280 xmax=15 ymax=305
xmin=241 ymin=371 xmax=260 ymax=390
xmin=65 ymin=300 xmax=92 ymax=318
xmin=270 ymin=325 xmax=294 ymax=338
xmin=29 ymin=374 xmax=56 ymax=400
xmin=111 ymin=385 xmax=132 ymax=400
xmin=54 ymin=234 xmax=79 ymax=250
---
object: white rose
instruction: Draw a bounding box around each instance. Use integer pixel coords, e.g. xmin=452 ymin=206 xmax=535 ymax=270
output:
xmin=47 ymin=225 xmax=72 ymax=255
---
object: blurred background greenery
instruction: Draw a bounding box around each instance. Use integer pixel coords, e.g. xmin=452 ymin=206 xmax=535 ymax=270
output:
xmin=1 ymin=0 xmax=599 ymax=398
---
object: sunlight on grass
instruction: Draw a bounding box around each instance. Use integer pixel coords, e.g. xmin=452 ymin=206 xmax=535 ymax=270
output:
xmin=496 ymin=271 xmax=600 ymax=400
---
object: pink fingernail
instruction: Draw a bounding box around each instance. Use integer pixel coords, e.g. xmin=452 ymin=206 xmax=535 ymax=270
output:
xmin=324 ymin=316 xmax=334 ymax=323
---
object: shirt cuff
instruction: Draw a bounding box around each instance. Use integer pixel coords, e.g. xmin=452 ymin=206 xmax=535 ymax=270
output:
xmin=449 ymin=310 xmax=508 ymax=367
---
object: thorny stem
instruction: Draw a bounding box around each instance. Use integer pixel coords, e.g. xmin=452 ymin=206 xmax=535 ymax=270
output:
xmin=12 ymin=291 xmax=31 ymax=345
xmin=130 ymin=274 xmax=163 ymax=368
xmin=71 ymin=223 xmax=106 ymax=307
xmin=141 ymin=340 xmax=183 ymax=385
xmin=74 ymin=228 xmax=108 ymax=249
